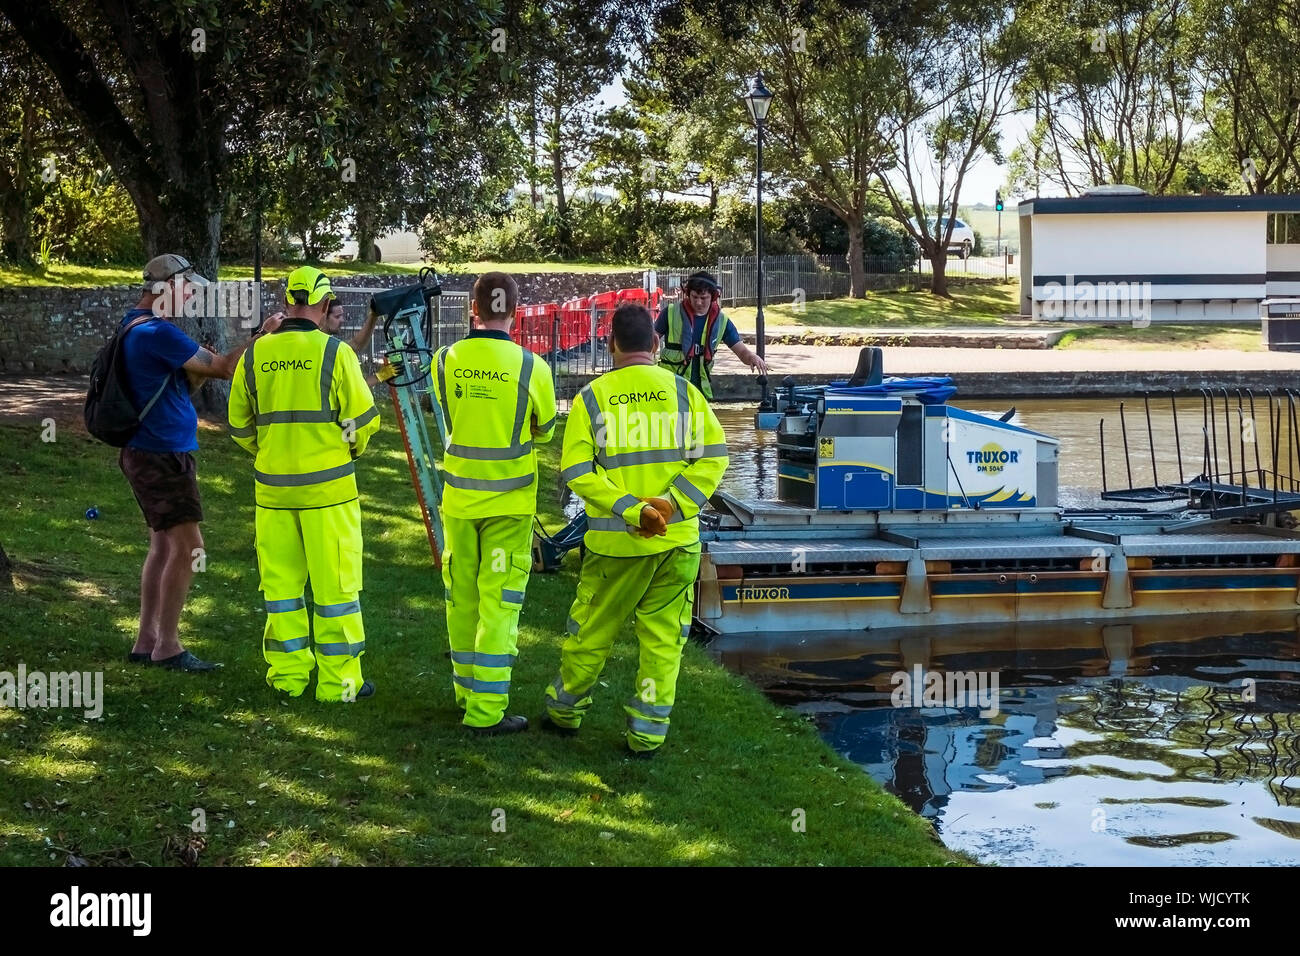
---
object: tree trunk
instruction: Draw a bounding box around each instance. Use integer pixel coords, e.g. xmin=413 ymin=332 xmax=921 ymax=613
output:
xmin=529 ymin=80 xmax=540 ymax=208
xmin=0 ymin=540 xmax=12 ymax=591
xmin=550 ymin=100 xmax=570 ymax=256
xmin=846 ymin=218 xmax=866 ymax=299
xmin=139 ymin=202 xmax=230 ymax=412
xmin=3 ymin=0 xmax=230 ymax=410
xmin=0 ymin=90 xmax=38 ymax=264
xmin=355 ymin=204 xmax=377 ymax=263
xmin=0 ymin=191 xmax=34 ymax=264
xmin=930 ymin=248 xmax=951 ymax=297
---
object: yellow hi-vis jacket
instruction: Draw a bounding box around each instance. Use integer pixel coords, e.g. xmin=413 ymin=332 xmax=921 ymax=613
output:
xmin=227 ymin=319 xmax=380 ymax=508
xmin=562 ymin=363 xmax=728 ymax=557
xmin=432 ymin=330 xmax=558 ymax=519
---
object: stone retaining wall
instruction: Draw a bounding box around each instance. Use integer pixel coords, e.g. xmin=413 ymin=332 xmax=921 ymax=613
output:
xmin=0 ymin=269 xmax=644 ymax=374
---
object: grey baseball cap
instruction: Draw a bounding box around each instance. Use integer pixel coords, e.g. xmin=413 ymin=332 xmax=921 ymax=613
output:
xmin=143 ymin=253 xmax=210 ymax=286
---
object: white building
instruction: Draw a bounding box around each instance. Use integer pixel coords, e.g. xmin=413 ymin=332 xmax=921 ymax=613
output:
xmin=1018 ymin=187 xmax=1300 ymax=321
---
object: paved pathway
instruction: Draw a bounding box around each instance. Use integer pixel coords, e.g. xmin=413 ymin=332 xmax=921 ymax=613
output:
xmin=2 ymin=343 xmax=1297 ymax=426
xmin=0 ymin=375 xmax=88 ymax=424
xmin=713 ymin=346 xmax=1300 ymax=377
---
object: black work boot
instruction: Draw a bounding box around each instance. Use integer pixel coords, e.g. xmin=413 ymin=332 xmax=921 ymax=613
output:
xmin=468 ymin=714 xmax=529 ymax=736
xmin=539 ymin=714 xmax=579 ymax=737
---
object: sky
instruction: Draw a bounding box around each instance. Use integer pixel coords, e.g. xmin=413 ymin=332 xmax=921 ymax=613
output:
xmin=595 ymin=74 xmax=1064 ymax=213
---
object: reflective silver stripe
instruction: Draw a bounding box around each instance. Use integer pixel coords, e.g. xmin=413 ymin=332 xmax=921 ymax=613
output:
xmin=265 ymin=636 xmax=310 ymax=653
xmin=443 ymin=472 xmax=535 ymax=492
xmin=686 ymin=442 xmax=728 ymax=460
xmin=549 ymin=677 xmax=589 ymax=706
xmin=586 ymin=515 xmax=629 ymax=532
xmin=672 ymin=474 xmax=708 ymax=507
xmin=457 ymin=677 xmax=510 ymax=694
xmin=255 ymin=461 xmax=355 ymax=487
xmin=535 ymin=415 xmax=556 ymax=433
xmin=244 ymin=338 xmax=258 ymax=414
xmin=346 ymin=406 xmax=378 ymax=429
xmin=627 ymin=716 xmax=669 ymax=738
xmin=316 ymin=640 xmax=365 ymax=657
xmin=581 ymin=385 xmax=612 ymax=465
xmin=613 ymin=494 xmax=640 ymax=517
xmin=315 ymin=600 xmax=360 ymax=618
xmin=436 ymin=348 xmax=452 ymax=435
xmin=566 ymin=616 xmax=581 ymax=635
xmin=514 ymin=350 xmax=535 ymax=447
xmin=447 ymin=440 xmax=533 ymax=461
xmin=319 ymin=336 xmax=341 ymax=411
xmin=602 ymin=448 xmax=683 ymax=468
xmin=627 ymin=697 xmax=673 ymax=719
xmin=561 ymin=461 xmax=595 ymax=482
xmin=580 ymin=386 xmax=601 ymax=433
xmin=501 ymin=589 xmax=525 ymax=605
xmin=230 ymin=423 xmax=257 ymax=438
xmin=681 ymin=623 xmax=691 ymax=636
xmin=674 ymin=377 xmax=689 ymax=456
xmin=451 ymin=651 xmax=517 ymax=668
xmin=255 ymin=408 xmax=337 ymax=426
xmin=265 ymin=597 xmax=305 ymax=613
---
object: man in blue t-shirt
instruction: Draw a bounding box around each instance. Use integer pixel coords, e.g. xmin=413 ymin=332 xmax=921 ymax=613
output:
xmin=117 ymin=254 xmax=263 ymax=672
xmin=654 ymin=271 xmax=768 ymax=400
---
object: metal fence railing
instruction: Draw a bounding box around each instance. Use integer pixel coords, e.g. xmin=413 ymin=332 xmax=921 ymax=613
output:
xmin=656 ymin=254 xmax=1011 ymax=307
xmin=334 ymin=289 xmax=471 ymax=383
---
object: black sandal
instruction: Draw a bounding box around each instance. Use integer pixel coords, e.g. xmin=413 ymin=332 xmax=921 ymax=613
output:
xmin=153 ymin=650 xmax=221 ymax=672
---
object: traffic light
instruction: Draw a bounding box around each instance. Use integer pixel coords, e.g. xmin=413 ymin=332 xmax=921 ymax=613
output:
xmin=995 ymin=190 xmax=1004 ymax=212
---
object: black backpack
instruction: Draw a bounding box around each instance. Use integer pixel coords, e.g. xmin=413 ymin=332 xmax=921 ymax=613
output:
xmin=84 ymin=316 xmax=171 ymax=447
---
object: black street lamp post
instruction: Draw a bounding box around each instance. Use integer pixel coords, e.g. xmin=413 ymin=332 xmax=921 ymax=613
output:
xmin=744 ymin=72 xmax=774 ymax=411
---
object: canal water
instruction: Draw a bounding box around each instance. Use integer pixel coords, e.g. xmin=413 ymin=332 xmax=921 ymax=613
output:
xmin=709 ymin=400 xmax=1300 ymax=866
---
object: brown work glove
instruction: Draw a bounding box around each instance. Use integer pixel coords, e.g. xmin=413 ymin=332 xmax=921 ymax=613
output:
xmin=644 ymin=496 xmax=675 ymax=522
xmin=635 ymin=501 xmax=668 ymax=538
xmin=374 ymin=359 xmax=398 ymax=383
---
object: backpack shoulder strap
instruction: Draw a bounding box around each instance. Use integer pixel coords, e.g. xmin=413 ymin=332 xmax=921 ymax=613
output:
xmin=117 ymin=315 xmax=169 ymax=422
xmin=137 ymin=375 xmax=171 ymax=421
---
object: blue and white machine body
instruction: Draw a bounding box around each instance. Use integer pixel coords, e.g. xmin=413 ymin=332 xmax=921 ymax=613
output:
xmin=774 ymin=354 xmax=1059 ymax=512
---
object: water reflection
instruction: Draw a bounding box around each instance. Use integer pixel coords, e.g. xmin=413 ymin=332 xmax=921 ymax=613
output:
xmin=712 ymin=613 xmax=1300 ymax=865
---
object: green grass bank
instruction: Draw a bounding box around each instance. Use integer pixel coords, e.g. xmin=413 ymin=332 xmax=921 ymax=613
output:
xmin=0 ymin=413 xmax=963 ymax=866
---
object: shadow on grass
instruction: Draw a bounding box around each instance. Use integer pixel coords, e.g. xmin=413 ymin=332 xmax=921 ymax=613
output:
xmin=0 ymin=419 xmax=963 ymax=867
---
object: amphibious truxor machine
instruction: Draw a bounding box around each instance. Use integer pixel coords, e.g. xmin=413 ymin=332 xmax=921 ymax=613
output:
xmin=696 ymin=349 xmax=1300 ymax=637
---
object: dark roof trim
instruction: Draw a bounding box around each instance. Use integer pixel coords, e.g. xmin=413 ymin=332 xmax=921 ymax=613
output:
xmin=1019 ymin=195 xmax=1300 ymax=215
xmin=1033 ymin=273 xmax=1265 ymax=285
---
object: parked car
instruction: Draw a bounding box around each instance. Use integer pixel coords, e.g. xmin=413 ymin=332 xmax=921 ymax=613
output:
xmin=909 ymin=217 xmax=976 ymax=260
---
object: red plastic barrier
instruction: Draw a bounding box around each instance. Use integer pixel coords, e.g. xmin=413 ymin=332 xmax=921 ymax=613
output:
xmin=512 ymin=302 xmax=560 ymax=355
xmin=509 ymin=283 xmax=686 ymax=357
xmin=557 ymin=298 xmax=589 ymax=352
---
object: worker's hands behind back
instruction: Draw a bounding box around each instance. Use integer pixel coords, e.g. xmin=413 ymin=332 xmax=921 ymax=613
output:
xmin=636 ymin=501 xmax=667 ymax=538
xmin=633 ymin=496 xmax=675 ymax=537
xmin=645 ymin=496 xmax=674 ymax=522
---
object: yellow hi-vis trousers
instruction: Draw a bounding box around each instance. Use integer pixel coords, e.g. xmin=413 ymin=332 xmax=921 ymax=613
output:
xmin=256 ymin=500 xmax=366 ymax=702
xmin=441 ymin=512 xmax=534 ymax=727
xmin=544 ymin=545 xmax=701 ymax=752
